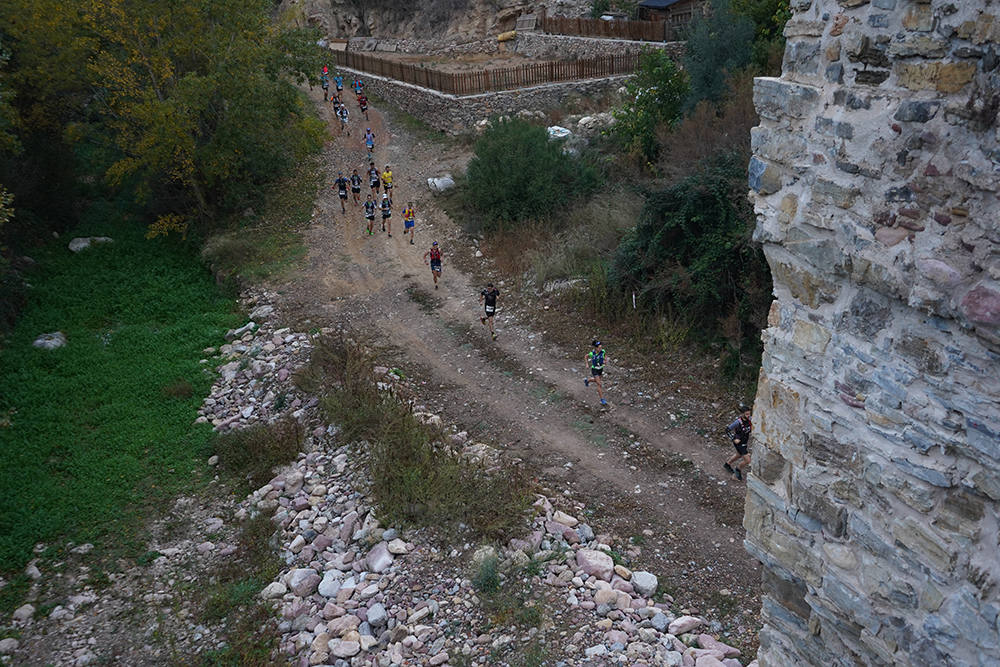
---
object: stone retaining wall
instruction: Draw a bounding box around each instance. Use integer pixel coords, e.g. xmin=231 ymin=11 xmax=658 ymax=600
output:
xmin=511 ymin=32 xmax=686 ymax=59
xmin=348 ymin=67 xmax=626 ymax=134
xmin=746 ymin=1 xmax=1000 ymax=666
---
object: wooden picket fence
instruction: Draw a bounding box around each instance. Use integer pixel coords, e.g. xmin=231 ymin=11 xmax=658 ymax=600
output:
xmin=539 ymin=13 xmax=676 ymax=42
xmin=330 ymin=51 xmax=639 ymax=96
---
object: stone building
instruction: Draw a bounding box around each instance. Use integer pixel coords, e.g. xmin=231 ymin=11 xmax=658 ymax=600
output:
xmin=746 ymin=1 xmax=999 ymax=666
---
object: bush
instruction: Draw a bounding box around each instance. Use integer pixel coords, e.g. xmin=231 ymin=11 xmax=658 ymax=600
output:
xmin=214 ymin=418 xmax=303 ymax=493
xmin=464 ymin=118 xmax=599 ymax=231
xmin=612 ymin=49 xmax=689 ymax=164
xmin=609 ymin=150 xmax=771 ymax=376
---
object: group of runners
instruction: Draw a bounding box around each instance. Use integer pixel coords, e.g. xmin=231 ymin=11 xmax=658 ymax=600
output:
xmin=320 ymin=66 xmax=752 ymax=478
xmin=321 ymin=67 xmax=369 ymax=135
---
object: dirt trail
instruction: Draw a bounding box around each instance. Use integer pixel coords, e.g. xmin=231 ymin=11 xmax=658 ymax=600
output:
xmin=274 ymin=89 xmax=760 ymax=644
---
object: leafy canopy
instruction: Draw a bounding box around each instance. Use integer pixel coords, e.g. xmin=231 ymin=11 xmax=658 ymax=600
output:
xmin=465 ymin=118 xmax=599 ymax=230
xmin=682 ymin=0 xmax=755 ymax=113
xmin=612 ymin=48 xmax=689 ymax=164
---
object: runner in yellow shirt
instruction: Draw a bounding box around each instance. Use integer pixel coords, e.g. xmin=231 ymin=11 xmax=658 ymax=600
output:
xmin=381 ymin=165 xmax=393 ymax=205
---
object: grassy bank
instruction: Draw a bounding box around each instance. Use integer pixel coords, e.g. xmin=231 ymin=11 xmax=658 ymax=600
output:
xmin=0 ymin=214 xmax=239 ymax=589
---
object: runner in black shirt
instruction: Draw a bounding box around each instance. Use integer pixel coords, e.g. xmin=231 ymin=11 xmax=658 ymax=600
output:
xmin=479 ymin=283 xmax=500 ymax=341
xmin=350 ymin=169 xmax=363 ymax=205
xmin=333 ymin=172 xmax=349 ymax=213
xmin=363 ymin=194 xmax=376 ymax=236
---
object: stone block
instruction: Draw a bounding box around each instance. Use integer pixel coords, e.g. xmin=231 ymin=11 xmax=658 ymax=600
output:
xmin=784 ymin=39 xmax=822 ymax=76
xmin=893 ymin=517 xmax=956 ymax=573
xmin=893 ymin=101 xmax=940 ymax=123
xmin=792 ymin=478 xmax=847 ymax=537
xmin=897 ymin=62 xmax=976 ymax=94
xmin=753 ymin=446 xmax=788 ymax=485
xmin=767 ymin=255 xmax=840 ymax=307
xmin=888 ymin=35 xmax=948 ymax=58
xmin=804 ymin=431 xmax=861 ymax=473
xmin=762 ymin=567 xmax=810 ymax=619
xmin=754 ymin=77 xmax=821 ymax=120
xmin=749 ymin=157 xmax=783 ymax=195
xmin=901 ymin=4 xmax=933 ymax=31
xmin=812 ymin=177 xmax=860 ymax=208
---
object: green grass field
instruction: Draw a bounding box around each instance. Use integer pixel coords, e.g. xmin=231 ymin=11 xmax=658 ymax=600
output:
xmin=0 ymin=213 xmax=239 ymax=579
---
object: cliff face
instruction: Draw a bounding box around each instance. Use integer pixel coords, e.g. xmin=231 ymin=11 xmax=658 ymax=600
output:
xmin=279 ymin=0 xmax=591 ymax=41
xmin=747 ymin=1 xmax=1000 ymax=666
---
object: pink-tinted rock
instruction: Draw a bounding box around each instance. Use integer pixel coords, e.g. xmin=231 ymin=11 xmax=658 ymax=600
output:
xmin=605 ymin=629 xmax=629 ymax=645
xmin=918 ymin=259 xmax=962 ymax=286
xmin=287 ymin=568 xmax=321 ymax=597
xmin=722 ymin=660 xmax=743 ymax=667
xmin=875 ymin=227 xmax=910 ymax=247
xmin=365 ymin=542 xmax=394 ymax=573
xmin=576 ymin=549 xmax=614 ymax=581
xmin=694 ymin=655 xmax=726 ymax=667
xmin=339 ymin=511 xmax=358 ymax=542
xmin=313 ymin=534 xmax=333 ymax=551
xmin=669 ymin=615 xmax=704 ymax=635
xmin=326 ymin=614 xmax=361 ymax=636
xmin=961 ymin=284 xmax=1000 ymax=326
xmin=697 ymin=634 xmax=741 ymax=657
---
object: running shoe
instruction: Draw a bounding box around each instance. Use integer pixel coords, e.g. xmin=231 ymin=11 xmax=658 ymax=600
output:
xmin=480 ymin=317 xmax=486 ymax=325
xmin=600 ymin=398 xmax=607 ymax=405
xmin=584 ymin=378 xmax=589 ymax=387
xmin=723 ymin=463 xmax=734 ymax=473
xmin=734 ymin=468 xmax=743 ymax=480
xmin=491 ymin=332 xmax=497 ymax=341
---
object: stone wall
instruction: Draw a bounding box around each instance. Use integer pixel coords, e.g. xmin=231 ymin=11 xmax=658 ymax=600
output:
xmin=345 ymin=67 xmax=627 ymax=134
xmin=746 ymin=1 xmax=1000 ymax=666
xmin=511 ymin=32 xmax=686 ymax=59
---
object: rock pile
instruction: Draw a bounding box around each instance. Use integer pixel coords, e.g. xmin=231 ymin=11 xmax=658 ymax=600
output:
xmin=227 ymin=309 xmax=757 ymax=665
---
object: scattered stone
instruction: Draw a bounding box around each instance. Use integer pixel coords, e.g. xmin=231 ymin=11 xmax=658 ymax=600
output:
xmin=12 ymin=603 xmax=34 ymax=622
xmin=68 ymin=237 xmax=113 ymax=253
xmin=0 ymin=638 xmax=18 ymax=654
xmin=576 ymin=549 xmax=614 ymax=581
xmin=669 ymin=615 xmax=704 ymax=635
xmin=630 ymin=571 xmax=658 ymax=597
xmin=32 ymin=332 xmax=67 ymax=350
xmin=260 ymin=582 xmax=287 ymax=600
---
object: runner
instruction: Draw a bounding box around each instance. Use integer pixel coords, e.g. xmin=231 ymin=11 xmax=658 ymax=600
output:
xmin=423 ymin=241 xmax=443 ymax=289
xmin=331 ymin=94 xmax=341 ymax=117
xmin=358 ymin=94 xmax=369 ymax=121
xmin=584 ymin=340 xmax=607 ymax=406
xmin=479 ymin=282 xmax=500 ymax=340
xmin=402 ymin=201 xmax=416 ymax=244
xmin=363 ymin=194 xmax=376 ymax=236
xmin=320 ymin=69 xmax=330 ymax=101
xmin=333 ymin=172 xmax=349 ymax=213
xmin=381 ymin=164 xmax=393 ymax=205
xmin=364 ymin=128 xmax=375 ymax=160
xmin=368 ymin=161 xmax=380 ymax=196
xmin=723 ymin=404 xmax=753 ymax=481
xmin=334 ymin=73 xmax=344 ymax=94
xmin=338 ymin=104 xmax=350 ymax=136
xmin=380 ymin=193 xmax=392 ymax=237
xmin=353 ymin=76 xmax=364 ymax=95
xmin=350 ymin=169 xmax=363 ymax=205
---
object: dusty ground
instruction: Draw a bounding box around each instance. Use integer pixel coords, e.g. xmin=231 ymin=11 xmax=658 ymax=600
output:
xmin=271 ymin=90 xmax=762 ymax=652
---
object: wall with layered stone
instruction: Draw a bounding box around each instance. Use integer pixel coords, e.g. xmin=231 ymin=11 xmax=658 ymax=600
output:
xmin=343 ymin=66 xmax=626 ymax=134
xmin=746 ymin=1 xmax=1000 ymax=666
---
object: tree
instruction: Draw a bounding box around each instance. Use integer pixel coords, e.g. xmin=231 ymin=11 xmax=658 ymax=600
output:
xmin=611 ymin=49 xmax=689 ymax=164
xmin=465 ymin=118 xmax=598 ymax=230
xmin=83 ymin=0 xmax=326 ymax=223
xmin=682 ymin=0 xmax=754 ymax=113
xmin=732 ymin=0 xmax=791 ymax=73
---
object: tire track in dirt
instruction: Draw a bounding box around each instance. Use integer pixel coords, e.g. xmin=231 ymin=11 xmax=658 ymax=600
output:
xmin=273 ymin=87 xmax=760 ymax=644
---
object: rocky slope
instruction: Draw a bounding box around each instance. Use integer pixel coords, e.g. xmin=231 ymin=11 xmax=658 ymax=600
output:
xmin=280 ymin=0 xmax=591 ymax=41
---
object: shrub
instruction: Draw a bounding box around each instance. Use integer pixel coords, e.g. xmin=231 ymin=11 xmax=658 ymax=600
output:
xmin=464 ymin=118 xmax=599 ymax=231
xmin=301 ymin=336 xmax=532 ymax=539
xmin=214 ymin=418 xmax=303 ymax=493
xmin=612 ymin=49 xmax=689 ymax=164
xmin=609 ymin=150 xmax=771 ymax=376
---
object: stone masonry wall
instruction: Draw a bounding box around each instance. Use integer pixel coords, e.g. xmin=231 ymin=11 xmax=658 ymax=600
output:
xmin=511 ymin=32 xmax=687 ymax=60
xmin=746 ymin=1 xmax=1000 ymax=666
xmin=344 ymin=66 xmax=627 ymax=134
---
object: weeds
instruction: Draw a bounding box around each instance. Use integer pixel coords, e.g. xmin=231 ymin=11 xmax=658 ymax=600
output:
xmin=472 ymin=554 xmax=546 ymax=631
xmin=197 ymin=514 xmax=285 ymax=666
xmin=213 ymin=418 xmax=303 ymax=494
xmin=0 ymin=219 xmax=238 ymax=574
xmin=299 ymin=336 xmax=532 ymax=539
xmin=201 ymin=154 xmax=323 ymax=284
